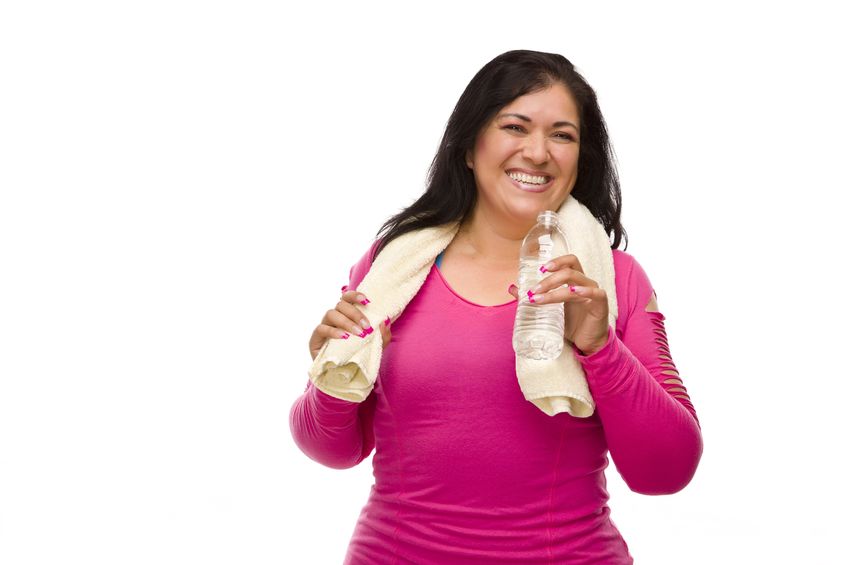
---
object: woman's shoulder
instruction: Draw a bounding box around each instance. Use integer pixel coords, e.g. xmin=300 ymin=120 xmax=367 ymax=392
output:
xmin=612 ymin=247 xmax=652 ymax=280
xmin=611 ymin=248 xmax=658 ymax=317
xmin=347 ymin=238 xmax=383 ymax=290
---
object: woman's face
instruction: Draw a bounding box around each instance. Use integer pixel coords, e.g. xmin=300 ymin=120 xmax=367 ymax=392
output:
xmin=465 ymin=82 xmax=581 ymax=230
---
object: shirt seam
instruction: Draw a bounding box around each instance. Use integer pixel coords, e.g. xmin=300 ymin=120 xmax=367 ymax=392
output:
xmin=546 ymin=425 xmax=567 ymax=563
xmin=382 ymin=387 xmax=404 ymax=564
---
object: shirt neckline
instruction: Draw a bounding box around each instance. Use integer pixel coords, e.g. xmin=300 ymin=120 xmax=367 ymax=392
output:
xmin=432 ymin=262 xmax=517 ymax=309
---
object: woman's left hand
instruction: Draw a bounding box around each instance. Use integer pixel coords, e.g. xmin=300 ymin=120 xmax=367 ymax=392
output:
xmin=508 ymin=254 xmax=610 ymax=356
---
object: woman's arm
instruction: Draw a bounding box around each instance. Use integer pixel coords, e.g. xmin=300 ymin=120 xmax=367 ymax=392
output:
xmin=289 ymin=381 xmax=376 ymax=469
xmin=575 ymin=254 xmax=703 ymax=495
xmin=288 ymin=241 xmax=380 ymax=469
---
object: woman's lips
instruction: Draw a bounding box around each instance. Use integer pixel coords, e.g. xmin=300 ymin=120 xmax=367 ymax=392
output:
xmin=505 ymin=171 xmax=554 ymax=193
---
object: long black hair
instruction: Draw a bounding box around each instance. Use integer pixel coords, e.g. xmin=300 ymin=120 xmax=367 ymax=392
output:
xmin=373 ymin=49 xmax=627 ymax=259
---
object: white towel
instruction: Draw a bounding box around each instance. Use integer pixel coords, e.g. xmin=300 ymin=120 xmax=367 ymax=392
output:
xmin=307 ymin=194 xmax=618 ymax=417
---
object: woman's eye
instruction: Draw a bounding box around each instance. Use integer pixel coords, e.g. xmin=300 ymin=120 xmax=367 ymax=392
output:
xmin=503 ymin=125 xmax=573 ymax=141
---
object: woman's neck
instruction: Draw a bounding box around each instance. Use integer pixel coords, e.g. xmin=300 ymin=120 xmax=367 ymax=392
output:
xmin=454 ymin=209 xmax=532 ymax=268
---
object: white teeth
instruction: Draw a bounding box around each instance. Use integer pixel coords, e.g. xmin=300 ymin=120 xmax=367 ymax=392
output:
xmin=507 ymin=171 xmax=550 ymax=185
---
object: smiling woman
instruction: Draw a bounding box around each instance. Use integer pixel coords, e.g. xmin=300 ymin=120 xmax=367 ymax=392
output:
xmin=291 ymin=49 xmax=702 ymax=564
xmin=464 ymin=83 xmax=581 ymax=225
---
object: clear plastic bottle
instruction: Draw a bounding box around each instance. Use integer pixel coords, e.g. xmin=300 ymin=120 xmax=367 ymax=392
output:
xmin=512 ymin=211 xmax=571 ymax=360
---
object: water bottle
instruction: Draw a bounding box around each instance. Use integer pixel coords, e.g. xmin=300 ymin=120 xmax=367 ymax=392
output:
xmin=513 ymin=211 xmax=571 ymax=360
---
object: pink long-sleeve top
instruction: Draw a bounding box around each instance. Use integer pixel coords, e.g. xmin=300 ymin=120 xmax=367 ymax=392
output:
xmin=290 ymin=240 xmax=702 ymax=564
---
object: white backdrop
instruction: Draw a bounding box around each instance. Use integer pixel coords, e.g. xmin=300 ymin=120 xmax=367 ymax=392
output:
xmin=2 ymin=1 xmax=846 ymax=563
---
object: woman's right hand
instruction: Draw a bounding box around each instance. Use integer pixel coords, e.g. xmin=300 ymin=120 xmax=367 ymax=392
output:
xmin=308 ymin=289 xmax=392 ymax=360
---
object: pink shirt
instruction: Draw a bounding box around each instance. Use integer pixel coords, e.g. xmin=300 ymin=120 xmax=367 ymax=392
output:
xmin=290 ymin=241 xmax=702 ymax=564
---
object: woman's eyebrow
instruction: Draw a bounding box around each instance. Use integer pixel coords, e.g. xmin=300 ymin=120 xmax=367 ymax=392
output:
xmin=498 ymin=112 xmax=579 ymax=132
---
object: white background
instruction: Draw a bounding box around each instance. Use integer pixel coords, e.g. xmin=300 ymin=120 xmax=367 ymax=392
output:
xmin=1 ymin=1 xmax=846 ymax=563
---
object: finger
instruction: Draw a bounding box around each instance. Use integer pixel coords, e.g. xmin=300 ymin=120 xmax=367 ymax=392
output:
xmin=342 ymin=289 xmax=371 ymax=306
xmin=540 ymin=254 xmax=585 ymax=275
xmin=508 ymin=283 xmax=519 ymax=299
xmin=334 ymin=297 xmax=372 ymax=330
xmin=527 ymin=268 xmax=595 ymax=299
xmin=324 ymin=307 xmax=372 ymax=338
xmin=568 ymin=285 xmax=606 ymax=305
xmin=313 ymin=322 xmax=353 ymax=342
xmin=533 ymin=285 xmax=607 ymax=312
xmin=528 ymin=286 xmax=587 ymax=304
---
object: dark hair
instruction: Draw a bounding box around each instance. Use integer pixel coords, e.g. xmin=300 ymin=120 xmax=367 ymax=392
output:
xmin=373 ymin=49 xmax=627 ymax=259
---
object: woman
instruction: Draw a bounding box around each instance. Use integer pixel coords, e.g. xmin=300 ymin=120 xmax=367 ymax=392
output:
xmin=290 ymin=50 xmax=702 ymax=564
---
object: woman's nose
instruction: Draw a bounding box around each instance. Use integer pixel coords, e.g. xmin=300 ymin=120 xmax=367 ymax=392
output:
xmin=521 ymin=133 xmax=549 ymax=163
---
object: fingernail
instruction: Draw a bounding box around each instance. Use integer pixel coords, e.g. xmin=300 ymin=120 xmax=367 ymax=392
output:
xmin=527 ymin=290 xmax=536 ymax=303
xmin=360 ymin=319 xmax=371 ymax=330
xmin=340 ymin=332 xmax=350 ymax=339
xmin=569 ymin=285 xmax=577 ymax=293
xmin=360 ymin=298 xmax=370 ymax=305
xmin=364 ymin=326 xmax=374 ymax=335
xmin=508 ymin=284 xmax=517 ymax=292
xmin=384 ymin=316 xmax=391 ymax=327
xmin=539 ymin=265 xmax=548 ymax=273
xmin=530 ymin=285 xmax=542 ymax=294
xmin=341 ymin=285 xmax=349 ymax=293
xmin=352 ymin=325 xmax=363 ymax=335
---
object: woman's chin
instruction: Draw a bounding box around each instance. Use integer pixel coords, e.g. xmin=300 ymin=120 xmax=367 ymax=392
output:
xmin=509 ymin=199 xmax=558 ymax=221
xmin=496 ymin=207 xmax=544 ymax=236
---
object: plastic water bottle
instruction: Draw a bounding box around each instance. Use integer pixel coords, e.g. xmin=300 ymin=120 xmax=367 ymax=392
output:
xmin=512 ymin=211 xmax=571 ymax=360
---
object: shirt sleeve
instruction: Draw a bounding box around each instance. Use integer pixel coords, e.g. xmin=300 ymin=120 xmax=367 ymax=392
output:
xmin=572 ymin=251 xmax=703 ymax=495
xmin=288 ymin=241 xmax=380 ymax=469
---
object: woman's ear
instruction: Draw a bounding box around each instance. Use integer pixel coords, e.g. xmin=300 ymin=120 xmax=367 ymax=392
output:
xmin=465 ymin=149 xmax=474 ymax=169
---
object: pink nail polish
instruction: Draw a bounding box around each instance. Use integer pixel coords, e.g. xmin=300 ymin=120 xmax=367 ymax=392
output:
xmin=340 ymin=332 xmax=350 ymax=339
xmin=384 ymin=316 xmax=391 ymax=327
xmin=360 ymin=298 xmax=370 ymax=305
xmin=364 ymin=326 xmax=374 ymax=335
xmin=539 ymin=265 xmax=548 ymax=273
xmin=527 ymin=290 xmax=535 ymax=303
xmin=341 ymin=285 xmax=349 ymax=293
xmin=569 ymin=286 xmax=576 ymax=293
xmin=357 ymin=330 xmax=368 ymax=338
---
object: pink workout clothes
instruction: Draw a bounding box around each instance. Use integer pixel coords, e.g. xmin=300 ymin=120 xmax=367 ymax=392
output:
xmin=290 ymin=241 xmax=702 ymax=564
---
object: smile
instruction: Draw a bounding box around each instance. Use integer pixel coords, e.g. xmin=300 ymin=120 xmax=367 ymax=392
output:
xmin=505 ymin=171 xmax=554 ymax=193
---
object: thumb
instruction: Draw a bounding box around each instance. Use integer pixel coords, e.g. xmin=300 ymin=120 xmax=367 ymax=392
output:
xmin=507 ymin=283 xmax=519 ymax=299
xmin=380 ymin=316 xmax=393 ymax=348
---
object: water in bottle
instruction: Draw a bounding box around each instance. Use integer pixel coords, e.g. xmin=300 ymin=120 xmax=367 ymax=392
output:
xmin=513 ymin=211 xmax=571 ymax=360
